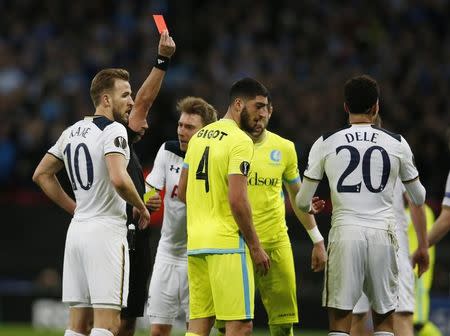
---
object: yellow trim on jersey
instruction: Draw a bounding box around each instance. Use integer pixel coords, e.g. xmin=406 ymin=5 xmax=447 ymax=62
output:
xmin=184 ymin=119 xmax=254 ymax=253
xmin=247 ymin=131 xmax=300 ymax=249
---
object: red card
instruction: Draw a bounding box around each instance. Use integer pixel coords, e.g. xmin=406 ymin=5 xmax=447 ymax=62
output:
xmin=153 ymin=15 xmax=168 ymax=34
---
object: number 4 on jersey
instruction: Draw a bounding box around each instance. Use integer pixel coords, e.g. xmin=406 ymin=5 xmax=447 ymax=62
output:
xmin=196 ymin=146 xmax=210 ymax=192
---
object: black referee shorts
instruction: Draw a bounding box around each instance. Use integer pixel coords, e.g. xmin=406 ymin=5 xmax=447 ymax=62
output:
xmin=121 ymin=227 xmax=152 ymax=318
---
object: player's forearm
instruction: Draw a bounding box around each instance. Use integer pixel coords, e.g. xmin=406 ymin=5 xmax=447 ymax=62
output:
xmin=230 ymin=200 xmax=261 ymax=249
xmin=409 ymin=204 xmax=428 ymax=249
xmin=428 ymin=207 xmax=450 ymax=246
xmin=34 ymin=174 xmax=76 ymax=215
xmin=129 ymin=68 xmax=166 ymax=127
xmin=288 ymin=191 xmax=317 ymax=230
xmin=113 ymin=174 xmax=146 ymax=212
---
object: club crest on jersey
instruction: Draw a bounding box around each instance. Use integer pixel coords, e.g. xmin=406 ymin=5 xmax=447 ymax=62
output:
xmin=270 ymin=149 xmax=281 ymax=163
xmin=240 ymin=161 xmax=250 ymax=176
xmin=114 ymin=136 xmax=127 ymax=149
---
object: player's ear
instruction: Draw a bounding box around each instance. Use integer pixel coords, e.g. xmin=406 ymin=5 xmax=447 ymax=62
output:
xmin=268 ymin=104 xmax=273 ymax=119
xmin=234 ymin=98 xmax=244 ymax=112
xmin=102 ymin=94 xmax=111 ymax=107
xmin=343 ymin=102 xmax=350 ymax=114
xmin=369 ymin=101 xmax=378 ymax=118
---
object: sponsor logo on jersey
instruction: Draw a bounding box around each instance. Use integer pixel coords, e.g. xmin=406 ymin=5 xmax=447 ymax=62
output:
xmin=114 ymin=136 xmax=127 ymax=149
xmin=240 ymin=161 xmax=250 ymax=176
xmin=270 ymin=149 xmax=281 ymax=163
xmin=170 ymin=165 xmax=180 ymax=173
xmin=248 ymin=172 xmax=280 ymax=187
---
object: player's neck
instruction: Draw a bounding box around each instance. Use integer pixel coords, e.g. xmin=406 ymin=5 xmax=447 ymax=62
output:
xmin=250 ymin=129 xmax=267 ymax=144
xmin=94 ymin=107 xmax=114 ymax=121
xmin=348 ymin=113 xmax=373 ymax=125
xmin=223 ymin=109 xmax=240 ymax=127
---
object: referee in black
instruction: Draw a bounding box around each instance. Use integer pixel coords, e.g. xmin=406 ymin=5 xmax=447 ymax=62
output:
xmin=119 ymin=30 xmax=176 ymax=336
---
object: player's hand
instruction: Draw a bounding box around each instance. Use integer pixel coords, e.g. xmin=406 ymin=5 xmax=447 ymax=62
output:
xmin=136 ymin=207 xmax=151 ymax=230
xmin=309 ymin=196 xmax=325 ymax=215
xmin=249 ymin=246 xmax=270 ymax=276
xmin=411 ymin=247 xmax=429 ymax=278
xmin=158 ymin=30 xmax=176 ymax=58
xmin=145 ymin=193 xmax=162 ymax=212
xmin=311 ymin=240 xmax=327 ymax=272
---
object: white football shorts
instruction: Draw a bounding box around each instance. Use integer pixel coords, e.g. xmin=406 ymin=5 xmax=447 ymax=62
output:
xmin=147 ymin=260 xmax=189 ymax=324
xmin=353 ymin=229 xmax=413 ymax=314
xmin=323 ymin=225 xmax=399 ymax=314
xmin=62 ymin=218 xmax=129 ymax=307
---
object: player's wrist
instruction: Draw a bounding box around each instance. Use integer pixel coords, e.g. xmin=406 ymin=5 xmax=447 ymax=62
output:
xmin=154 ymin=54 xmax=170 ymax=71
xmin=307 ymin=226 xmax=324 ymax=244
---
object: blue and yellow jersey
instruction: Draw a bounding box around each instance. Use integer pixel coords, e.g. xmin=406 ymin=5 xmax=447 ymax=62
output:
xmin=184 ymin=119 xmax=254 ymax=254
xmin=248 ymin=131 xmax=300 ymax=250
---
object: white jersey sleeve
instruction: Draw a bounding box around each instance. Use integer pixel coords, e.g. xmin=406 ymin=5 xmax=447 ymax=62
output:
xmin=304 ymin=136 xmax=325 ymax=181
xmin=398 ymin=136 xmax=419 ymax=182
xmin=48 ymin=129 xmax=68 ymax=160
xmin=443 ymin=171 xmax=450 ymax=207
xmin=146 ymin=143 xmax=166 ymax=190
xmin=103 ymin=123 xmax=129 ymax=158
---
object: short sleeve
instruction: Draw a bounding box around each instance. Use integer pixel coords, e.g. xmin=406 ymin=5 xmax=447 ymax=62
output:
xmin=283 ymin=141 xmax=300 ymax=184
xmin=103 ymin=122 xmax=129 ymax=158
xmin=48 ymin=129 xmax=67 ymax=160
xmin=443 ymin=171 xmax=450 ymax=207
xmin=228 ymin=137 xmax=253 ymax=176
xmin=398 ymin=136 xmax=419 ymax=183
xmin=146 ymin=143 xmax=166 ymax=190
xmin=303 ymin=136 xmax=325 ymax=181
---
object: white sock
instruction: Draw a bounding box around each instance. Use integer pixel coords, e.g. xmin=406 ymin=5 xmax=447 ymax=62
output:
xmin=328 ymin=333 xmax=349 ymax=336
xmin=90 ymin=328 xmax=114 ymax=336
xmin=64 ymin=330 xmax=86 ymax=336
xmin=374 ymin=332 xmax=394 ymax=336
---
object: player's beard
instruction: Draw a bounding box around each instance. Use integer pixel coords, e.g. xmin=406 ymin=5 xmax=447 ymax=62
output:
xmin=240 ymin=106 xmax=256 ymax=133
xmin=112 ymin=106 xmax=129 ymax=125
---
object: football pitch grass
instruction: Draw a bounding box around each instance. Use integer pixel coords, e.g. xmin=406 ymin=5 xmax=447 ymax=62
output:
xmin=0 ymin=324 xmax=328 ymax=335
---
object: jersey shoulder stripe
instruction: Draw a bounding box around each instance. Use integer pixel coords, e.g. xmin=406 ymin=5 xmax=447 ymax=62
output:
xmin=322 ymin=125 xmax=352 ymax=140
xmin=92 ymin=115 xmax=114 ymax=131
xmin=371 ymin=125 xmax=401 ymax=142
xmin=165 ymin=140 xmax=185 ymax=158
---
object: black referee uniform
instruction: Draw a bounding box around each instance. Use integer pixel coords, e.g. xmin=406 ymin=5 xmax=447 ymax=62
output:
xmin=121 ymin=126 xmax=152 ymax=318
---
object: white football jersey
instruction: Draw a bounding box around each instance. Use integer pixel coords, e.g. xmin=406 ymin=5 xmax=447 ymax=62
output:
xmin=304 ymin=124 xmax=419 ymax=230
xmin=146 ymin=141 xmax=187 ymax=264
xmin=48 ymin=116 xmax=130 ymax=226
xmin=443 ymin=171 xmax=450 ymax=207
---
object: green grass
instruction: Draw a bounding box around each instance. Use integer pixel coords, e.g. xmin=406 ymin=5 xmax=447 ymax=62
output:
xmin=0 ymin=324 xmax=328 ymax=335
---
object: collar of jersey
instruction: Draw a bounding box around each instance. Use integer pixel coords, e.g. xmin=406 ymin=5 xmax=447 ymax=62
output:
xmin=84 ymin=115 xmax=112 ymax=121
xmin=219 ymin=118 xmax=238 ymax=126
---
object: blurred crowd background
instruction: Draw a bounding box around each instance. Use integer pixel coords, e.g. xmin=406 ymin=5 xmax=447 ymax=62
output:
xmin=1 ymin=0 xmax=450 ymax=327
xmin=1 ymin=0 xmax=449 ymax=195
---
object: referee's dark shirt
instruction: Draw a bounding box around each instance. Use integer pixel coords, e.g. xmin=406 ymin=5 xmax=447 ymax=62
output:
xmin=126 ymin=126 xmax=145 ymax=225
